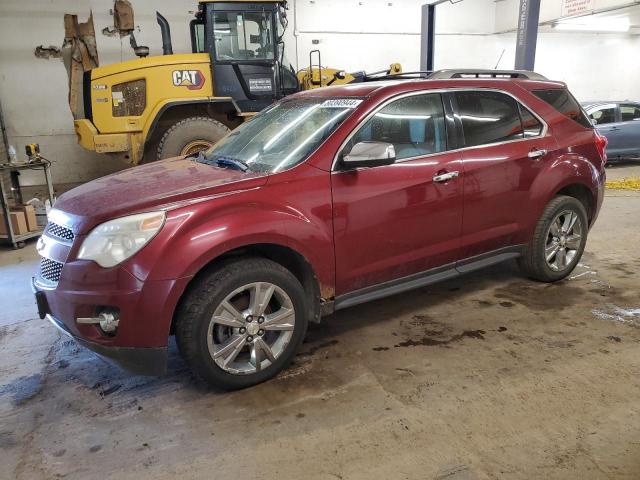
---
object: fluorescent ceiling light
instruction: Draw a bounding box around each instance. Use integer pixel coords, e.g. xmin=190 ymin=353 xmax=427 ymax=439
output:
xmin=554 ymin=16 xmax=630 ymax=32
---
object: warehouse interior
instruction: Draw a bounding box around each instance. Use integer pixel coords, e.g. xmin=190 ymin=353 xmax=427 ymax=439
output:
xmin=1 ymin=0 xmax=640 ymax=478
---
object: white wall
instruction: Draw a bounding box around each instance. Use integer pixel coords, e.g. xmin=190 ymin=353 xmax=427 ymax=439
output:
xmin=0 ymin=0 xmax=200 ymax=187
xmin=494 ymin=0 xmax=640 ymax=32
xmin=0 ymin=0 xmax=639 ymax=188
xmin=290 ymin=0 xmax=640 ymax=100
xmin=494 ymin=31 xmax=640 ymax=100
xmin=291 ymin=0 xmax=497 ymax=72
xmin=0 ymin=0 xmax=115 ymax=187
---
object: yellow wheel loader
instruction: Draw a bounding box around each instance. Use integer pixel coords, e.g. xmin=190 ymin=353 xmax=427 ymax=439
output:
xmin=70 ymin=0 xmax=402 ymax=164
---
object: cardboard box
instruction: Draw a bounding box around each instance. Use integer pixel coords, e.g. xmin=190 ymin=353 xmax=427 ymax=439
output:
xmin=0 ymin=210 xmax=29 ymax=237
xmin=26 ymin=198 xmax=52 ymax=227
xmin=11 ymin=204 xmax=39 ymax=232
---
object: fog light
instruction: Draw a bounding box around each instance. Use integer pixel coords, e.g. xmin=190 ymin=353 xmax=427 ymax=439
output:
xmin=77 ymin=310 xmax=120 ymax=334
xmin=98 ymin=312 xmax=120 ymax=333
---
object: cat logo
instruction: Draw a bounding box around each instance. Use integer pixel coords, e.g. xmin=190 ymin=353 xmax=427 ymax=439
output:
xmin=172 ymin=70 xmax=205 ymax=90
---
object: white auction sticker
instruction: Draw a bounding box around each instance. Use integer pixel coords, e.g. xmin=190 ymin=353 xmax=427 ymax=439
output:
xmin=320 ymin=99 xmax=363 ymax=108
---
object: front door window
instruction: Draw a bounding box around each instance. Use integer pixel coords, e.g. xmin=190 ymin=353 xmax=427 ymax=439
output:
xmin=344 ymin=93 xmax=447 ymax=161
xmin=589 ymin=105 xmax=617 ymax=125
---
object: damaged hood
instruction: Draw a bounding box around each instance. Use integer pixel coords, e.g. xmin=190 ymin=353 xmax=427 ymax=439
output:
xmin=54 ymin=157 xmax=268 ymax=233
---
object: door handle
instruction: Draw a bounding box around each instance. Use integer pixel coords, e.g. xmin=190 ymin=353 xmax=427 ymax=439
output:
xmin=528 ymin=148 xmax=548 ymax=159
xmin=433 ymin=171 xmax=459 ymax=183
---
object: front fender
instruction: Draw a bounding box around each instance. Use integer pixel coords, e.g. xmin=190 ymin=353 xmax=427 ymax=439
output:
xmin=122 ymin=168 xmax=335 ymax=298
xmin=142 ymin=97 xmax=241 ymax=146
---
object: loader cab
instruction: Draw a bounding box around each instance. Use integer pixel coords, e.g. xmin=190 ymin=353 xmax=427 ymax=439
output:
xmin=191 ymin=1 xmax=299 ymax=112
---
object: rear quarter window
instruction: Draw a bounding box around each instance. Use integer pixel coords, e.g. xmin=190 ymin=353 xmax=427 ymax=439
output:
xmin=532 ymin=88 xmax=592 ymax=129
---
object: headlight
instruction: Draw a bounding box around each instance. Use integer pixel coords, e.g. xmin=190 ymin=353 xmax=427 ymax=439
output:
xmin=78 ymin=211 xmax=165 ymax=268
xmin=111 ymin=79 xmax=146 ymax=117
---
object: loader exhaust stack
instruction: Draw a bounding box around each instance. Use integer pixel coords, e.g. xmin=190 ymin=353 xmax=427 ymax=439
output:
xmin=156 ymin=12 xmax=173 ymax=55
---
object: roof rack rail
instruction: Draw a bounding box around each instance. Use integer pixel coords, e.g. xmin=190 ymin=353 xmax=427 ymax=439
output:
xmin=361 ymin=71 xmax=433 ymax=82
xmin=427 ymin=69 xmax=548 ymax=80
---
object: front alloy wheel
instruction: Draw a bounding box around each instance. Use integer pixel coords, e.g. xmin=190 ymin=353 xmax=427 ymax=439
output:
xmin=208 ymin=282 xmax=296 ymax=374
xmin=175 ymin=258 xmax=309 ymax=390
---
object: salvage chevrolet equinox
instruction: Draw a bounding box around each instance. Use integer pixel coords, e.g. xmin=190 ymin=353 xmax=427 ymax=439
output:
xmin=33 ymin=70 xmax=607 ymax=389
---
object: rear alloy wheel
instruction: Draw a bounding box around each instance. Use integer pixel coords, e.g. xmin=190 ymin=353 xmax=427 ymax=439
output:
xmin=156 ymin=116 xmax=230 ymax=160
xmin=518 ymin=195 xmax=588 ymax=282
xmin=544 ymin=210 xmax=583 ymax=272
xmin=175 ymin=258 xmax=308 ymax=390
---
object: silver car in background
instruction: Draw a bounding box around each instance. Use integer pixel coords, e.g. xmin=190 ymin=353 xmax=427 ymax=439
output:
xmin=582 ymin=101 xmax=640 ymax=162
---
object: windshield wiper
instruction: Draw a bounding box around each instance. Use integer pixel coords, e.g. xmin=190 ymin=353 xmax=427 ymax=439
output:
xmin=189 ymin=151 xmax=250 ymax=172
xmin=213 ymin=155 xmax=250 ymax=172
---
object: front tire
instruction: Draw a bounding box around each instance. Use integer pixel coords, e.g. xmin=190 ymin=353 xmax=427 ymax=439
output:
xmin=157 ymin=116 xmax=230 ymax=160
xmin=518 ymin=195 xmax=589 ymax=282
xmin=175 ymin=258 xmax=309 ymax=390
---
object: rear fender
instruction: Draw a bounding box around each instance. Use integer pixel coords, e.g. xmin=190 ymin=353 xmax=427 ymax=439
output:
xmin=524 ymin=151 xmax=601 ymax=240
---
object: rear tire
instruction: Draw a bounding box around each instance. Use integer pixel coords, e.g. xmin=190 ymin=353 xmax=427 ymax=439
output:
xmin=156 ymin=116 xmax=230 ymax=160
xmin=518 ymin=195 xmax=588 ymax=282
xmin=175 ymin=258 xmax=309 ymax=390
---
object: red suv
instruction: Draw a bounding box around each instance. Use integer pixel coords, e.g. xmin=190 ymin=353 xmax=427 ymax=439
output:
xmin=33 ymin=70 xmax=607 ymax=389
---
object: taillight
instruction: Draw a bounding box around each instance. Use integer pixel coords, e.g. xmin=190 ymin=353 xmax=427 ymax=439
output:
xmin=594 ymin=131 xmax=608 ymax=164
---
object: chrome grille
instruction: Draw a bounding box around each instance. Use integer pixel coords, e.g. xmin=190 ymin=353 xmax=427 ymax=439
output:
xmin=40 ymin=257 xmax=64 ymax=283
xmin=45 ymin=222 xmax=74 ymax=242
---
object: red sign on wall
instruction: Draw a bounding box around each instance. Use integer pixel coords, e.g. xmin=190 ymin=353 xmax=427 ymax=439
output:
xmin=561 ymin=0 xmax=595 ymax=17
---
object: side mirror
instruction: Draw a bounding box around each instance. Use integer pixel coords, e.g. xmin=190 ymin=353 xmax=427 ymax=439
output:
xmin=591 ymin=118 xmax=598 ymax=126
xmin=342 ymin=141 xmax=396 ymax=169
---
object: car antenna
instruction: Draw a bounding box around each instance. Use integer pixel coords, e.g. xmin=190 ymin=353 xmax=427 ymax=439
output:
xmin=494 ymin=49 xmax=506 ymax=70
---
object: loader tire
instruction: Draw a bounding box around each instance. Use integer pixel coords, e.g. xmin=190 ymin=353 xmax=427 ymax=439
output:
xmin=156 ymin=116 xmax=230 ymax=160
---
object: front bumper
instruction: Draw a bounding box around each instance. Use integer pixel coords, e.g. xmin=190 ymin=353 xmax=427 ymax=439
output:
xmin=74 ymin=119 xmax=131 ymax=154
xmin=74 ymin=119 xmax=98 ymax=151
xmin=32 ymin=268 xmax=189 ymax=376
xmin=74 ymin=120 xmax=143 ymax=163
xmin=46 ymin=312 xmax=167 ymax=376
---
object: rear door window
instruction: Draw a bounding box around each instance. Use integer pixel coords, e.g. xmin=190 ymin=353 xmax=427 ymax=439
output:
xmin=620 ymin=104 xmax=640 ymax=122
xmin=454 ymin=91 xmax=524 ymax=147
xmin=532 ymin=88 xmax=592 ymax=128
xmin=346 ymin=93 xmax=447 ymax=161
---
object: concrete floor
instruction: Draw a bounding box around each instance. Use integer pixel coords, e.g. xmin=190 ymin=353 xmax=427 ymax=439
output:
xmin=1 ymin=162 xmax=639 ymax=480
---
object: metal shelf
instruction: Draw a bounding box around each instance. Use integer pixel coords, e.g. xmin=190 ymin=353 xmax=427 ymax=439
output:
xmin=11 ymin=229 xmax=44 ymax=242
xmin=0 ymin=160 xmax=54 ymax=249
